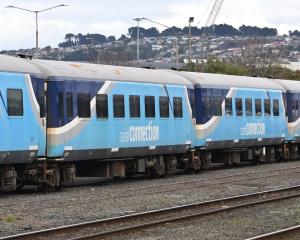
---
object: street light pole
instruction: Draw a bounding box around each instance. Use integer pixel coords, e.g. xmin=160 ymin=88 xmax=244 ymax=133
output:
xmin=188 ymin=17 xmax=194 ymax=63
xmin=35 ymin=12 xmax=39 ymax=50
xmin=6 ymin=4 xmax=67 ymax=52
xmin=142 ymin=17 xmax=188 ymax=69
xmin=133 ymin=18 xmax=145 ymax=62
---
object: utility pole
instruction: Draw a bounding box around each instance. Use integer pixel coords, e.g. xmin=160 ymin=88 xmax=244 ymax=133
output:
xmin=133 ymin=18 xmax=145 ymax=62
xmin=188 ymin=17 xmax=194 ymax=63
xmin=6 ymin=4 xmax=67 ymax=53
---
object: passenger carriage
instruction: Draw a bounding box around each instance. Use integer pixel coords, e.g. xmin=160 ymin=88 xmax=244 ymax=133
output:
xmin=0 ymin=54 xmax=297 ymax=192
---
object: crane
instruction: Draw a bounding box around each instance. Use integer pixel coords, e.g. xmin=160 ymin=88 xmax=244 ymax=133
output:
xmin=200 ymin=0 xmax=225 ymax=63
xmin=205 ymin=0 xmax=225 ymax=27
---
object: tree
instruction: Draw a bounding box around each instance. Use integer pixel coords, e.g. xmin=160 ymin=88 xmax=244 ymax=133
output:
xmin=118 ymin=34 xmax=129 ymax=42
xmin=107 ymin=35 xmax=116 ymax=42
xmin=160 ymin=26 xmax=182 ymax=36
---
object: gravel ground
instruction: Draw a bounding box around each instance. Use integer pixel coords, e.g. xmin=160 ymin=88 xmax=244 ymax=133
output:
xmin=1 ymin=161 xmax=300 ymax=238
xmin=118 ymin=198 xmax=300 ymax=240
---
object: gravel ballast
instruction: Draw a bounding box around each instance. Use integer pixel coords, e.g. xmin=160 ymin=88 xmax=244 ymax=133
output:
xmin=0 ymin=161 xmax=300 ymax=238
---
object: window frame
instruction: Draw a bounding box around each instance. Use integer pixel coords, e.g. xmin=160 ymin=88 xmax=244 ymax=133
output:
xmin=129 ymin=95 xmax=141 ymax=118
xmin=255 ymin=99 xmax=262 ymax=116
xmin=225 ymin=98 xmax=233 ymax=116
xmin=159 ymin=96 xmax=170 ymax=118
xmin=58 ymin=92 xmax=64 ymax=119
xmin=66 ymin=92 xmax=73 ymax=119
xmin=273 ymin=99 xmax=280 ymax=117
xmin=235 ymin=98 xmax=243 ymax=117
xmin=96 ymin=94 xmax=109 ymax=119
xmin=7 ymin=88 xmax=24 ymax=117
xmin=213 ymin=96 xmax=222 ymax=116
xmin=245 ymin=98 xmax=253 ymax=116
xmin=173 ymin=97 xmax=183 ymax=118
xmin=77 ymin=93 xmax=91 ymax=118
xmin=145 ymin=96 xmax=155 ymax=118
xmin=264 ymin=99 xmax=271 ymax=116
xmin=113 ymin=94 xmax=125 ymax=118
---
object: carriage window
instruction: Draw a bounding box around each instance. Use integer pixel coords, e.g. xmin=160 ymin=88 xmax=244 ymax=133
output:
xmin=213 ymin=96 xmax=222 ymax=116
xmin=255 ymin=99 xmax=262 ymax=116
xmin=78 ymin=93 xmax=91 ymax=118
xmin=235 ymin=98 xmax=243 ymax=116
xmin=39 ymin=88 xmax=45 ymax=118
xmin=113 ymin=95 xmax=125 ymax=118
xmin=204 ymin=96 xmax=212 ymax=117
xmin=273 ymin=99 xmax=279 ymax=116
xmin=145 ymin=96 xmax=155 ymax=118
xmin=66 ymin=92 xmax=73 ymax=118
xmin=160 ymin=96 xmax=169 ymax=118
xmin=225 ymin=98 xmax=232 ymax=116
xmin=130 ymin=95 xmax=140 ymax=118
xmin=173 ymin=97 xmax=183 ymax=118
xmin=246 ymin=98 xmax=252 ymax=116
xmin=58 ymin=92 xmax=64 ymax=118
xmin=7 ymin=89 xmax=23 ymax=116
xmin=264 ymin=99 xmax=271 ymax=116
xmin=96 ymin=94 xmax=108 ymax=119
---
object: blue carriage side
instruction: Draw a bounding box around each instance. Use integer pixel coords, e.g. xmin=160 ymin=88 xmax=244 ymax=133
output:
xmin=46 ymin=78 xmax=194 ymax=161
xmin=182 ymin=72 xmax=288 ymax=164
xmin=274 ymin=79 xmax=300 ymax=159
xmin=0 ymin=71 xmax=46 ymax=191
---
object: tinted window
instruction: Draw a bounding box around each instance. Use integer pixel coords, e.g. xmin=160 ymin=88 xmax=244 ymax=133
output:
xmin=96 ymin=94 xmax=108 ymax=119
xmin=39 ymin=89 xmax=45 ymax=118
xmin=273 ymin=99 xmax=279 ymax=116
xmin=160 ymin=96 xmax=169 ymax=118
xmin=113 ymin=95 xmax=125 ymax=118
xmin=7 ymin=89 xmax=23 ymax=116
xmin=66 ymin=92 xmax=73 ymax=118
xmin=173 ymin=97 xmax=183 ymax=118
xmin=264 ymin=99 xmax=271 ymax=116
xmin=130 ymin=95 xmax=140 ymax=118
xmin=225 ymin=98 xmax=232 ymax=116
xmin=213 ymin=96 xmax=222 ymax=116
xmin=246 ymin=98 xmax=252 ymax=116
xmin=145 ymin=96 xmax=155 ymax=118
xmin=255 ymin=99 xmax=262 ymax=116
xmin=78 ymin=93 xmax=91 ymax=118
xmin=58 ymin=92 xmax=64 ymax=118
xmin=204 ymin=96 xmax=212 ymax=117
xmin=236 ymin=98 xmax=243 ymax=116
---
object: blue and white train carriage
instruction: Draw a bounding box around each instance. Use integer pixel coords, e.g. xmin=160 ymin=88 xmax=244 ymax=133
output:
xmin=32 ymin=59 xmax=196 ymax=179
xmin=184 ymin=72 xmax=288 ymax=164
xmin=0 ymin=55 xmax=46 ymax=191
xmin=0 ymin=54 xmax=296 ymax=192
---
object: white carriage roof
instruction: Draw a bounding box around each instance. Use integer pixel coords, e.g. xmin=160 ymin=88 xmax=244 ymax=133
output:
xmin=31 ymin=59 xmax=193 ymax=86
xmin=0 ymin=54 xmax=42 ymax=75
xmin=0 ymin=54 xmax=295 ymax=91
xmin=177 ymin=72 xmax=285 ymax=91
xmin=274 ymin=79 xmax=300 ymax=92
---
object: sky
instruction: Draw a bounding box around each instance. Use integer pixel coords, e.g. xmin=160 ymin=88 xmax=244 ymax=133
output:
xmin=0 ymin=0 xmax=299 ymax=50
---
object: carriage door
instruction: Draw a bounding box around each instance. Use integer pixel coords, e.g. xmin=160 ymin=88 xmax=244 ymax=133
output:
xmin=30 ymin=76 xmax=47 ymax=158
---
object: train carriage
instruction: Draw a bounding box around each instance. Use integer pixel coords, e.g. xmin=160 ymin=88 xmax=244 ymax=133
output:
xmin=0 ymin=53 xmax=299 ymax=192
xmin=180 ymin=72 xmax=288 ymax=164
xmin=0 ymin=55 xmax=46 ymax=191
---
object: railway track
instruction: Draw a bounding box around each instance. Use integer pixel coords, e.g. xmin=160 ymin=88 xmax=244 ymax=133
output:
xmin=1 ymin=165 xmax=300 ymax=216
xmin=2 ymin=185 xmax=300 ymax=240
xmin=246 ymin=225 xmax=300 ymax=239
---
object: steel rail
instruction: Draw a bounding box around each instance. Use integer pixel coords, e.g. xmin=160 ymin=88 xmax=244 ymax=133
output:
xmin=2 ymin=185 xmax=300 ymax=240
xmin=245 ymin=225 xmax=300 ymax=240
xmin=1 ymin=166 xmax=300 ymax=217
